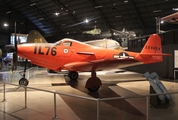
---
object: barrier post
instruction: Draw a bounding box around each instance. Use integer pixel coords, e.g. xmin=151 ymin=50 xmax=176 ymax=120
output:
xmin=24 ymin=86 xmax=27 ymax=108
xmin=146 ymin=97 xmax=149 ymax=120
xmin=53 ymin=93 xmax=58 ymax=119
xmin=3 ymin=82 xmax=5 ymax=102
xmin=97 ymin=98 xmax=100 ymax=120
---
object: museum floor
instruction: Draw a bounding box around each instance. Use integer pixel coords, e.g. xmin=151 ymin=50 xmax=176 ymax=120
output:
xmin=0 ymin=67 xmax=178 ymax=120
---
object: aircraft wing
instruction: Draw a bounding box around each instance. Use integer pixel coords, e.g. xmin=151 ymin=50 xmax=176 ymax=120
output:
xmin=139 ymin=53 xmax=171 ymax=56
xmin=63 ymin=57 xmax=136 ymax=71
xmin=161 ymin=12 xmax=178 ymax=24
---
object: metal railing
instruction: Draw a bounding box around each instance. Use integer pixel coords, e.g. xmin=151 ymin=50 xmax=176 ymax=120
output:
xmin=2 ymin=82 xmax=178 ymax=120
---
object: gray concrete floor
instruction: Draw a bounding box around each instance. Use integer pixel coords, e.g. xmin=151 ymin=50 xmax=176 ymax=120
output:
xmin=0 ymin=67 xmax=178 ymax=120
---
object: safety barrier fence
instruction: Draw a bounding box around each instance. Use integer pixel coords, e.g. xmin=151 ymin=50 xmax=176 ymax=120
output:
xmin=1 ymin=82 xmax=178 ymax=120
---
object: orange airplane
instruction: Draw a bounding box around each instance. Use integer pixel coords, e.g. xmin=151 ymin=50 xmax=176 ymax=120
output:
xmin=10 ymin=30 xmax=170 ymax=92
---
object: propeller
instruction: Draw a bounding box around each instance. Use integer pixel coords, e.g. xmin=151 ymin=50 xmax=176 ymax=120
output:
xmin=11 ymin=22 xmax=18 ymax=72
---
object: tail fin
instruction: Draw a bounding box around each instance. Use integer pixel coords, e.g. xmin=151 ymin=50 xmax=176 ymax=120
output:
xmin=141 ymin=34 xmax=162 ymax=54
xmin=139 ymin=34 xmax=170 ymax=63
xmin=27 ymin=30 xmax=47 ymax=43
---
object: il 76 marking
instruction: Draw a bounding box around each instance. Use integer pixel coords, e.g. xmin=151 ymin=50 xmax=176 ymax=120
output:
xmin=34 ymin=46 xmax=57 ymax=56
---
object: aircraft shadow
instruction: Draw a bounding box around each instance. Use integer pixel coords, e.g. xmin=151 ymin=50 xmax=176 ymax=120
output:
xmin=57 ymin=75 xmax=147 ymax=120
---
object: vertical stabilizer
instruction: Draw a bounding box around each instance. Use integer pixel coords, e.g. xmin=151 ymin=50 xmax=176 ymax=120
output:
xmin=141 ymin=34 xmax=162 ymax=54
xmin=27 ymin=30 xmax=47 ymax=43
xmin=139 ymin=34 xmax=163 ymax=63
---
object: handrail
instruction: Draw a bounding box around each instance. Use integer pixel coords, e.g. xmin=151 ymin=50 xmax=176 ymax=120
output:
xmin=2 ymin=82 xmax=178 ymax=120
xmin=3 ymin=82 xmax=178 ymax=100
xmin=100 ymin=91 xmax=177 ymax=101
xmin=3 ymin=82 xmax=97 ymax=101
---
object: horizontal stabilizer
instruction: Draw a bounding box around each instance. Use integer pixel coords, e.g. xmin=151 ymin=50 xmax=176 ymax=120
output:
xmin=139 ymin=53 xmax=171 ymax=56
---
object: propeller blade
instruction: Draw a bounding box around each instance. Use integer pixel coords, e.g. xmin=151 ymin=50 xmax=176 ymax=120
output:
xmin=10 ymin=22 xmax=18 ymax=72
xmin=11 ymin=53 xmax=17 ymax=72
xmin=14 ymin=22 xmax=17 ymax=53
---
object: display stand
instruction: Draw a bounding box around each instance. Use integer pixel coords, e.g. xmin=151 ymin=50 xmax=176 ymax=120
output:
xmin=150 ymin=86 xmax=169 ymax=107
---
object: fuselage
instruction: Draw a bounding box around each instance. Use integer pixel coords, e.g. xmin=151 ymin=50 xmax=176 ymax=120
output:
xmin=17 ymin=38 xmax=141 ymax=72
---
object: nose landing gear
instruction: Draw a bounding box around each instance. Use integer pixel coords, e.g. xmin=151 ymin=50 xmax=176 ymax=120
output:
xmin=18 ymin=59 xmax=29 ymax=86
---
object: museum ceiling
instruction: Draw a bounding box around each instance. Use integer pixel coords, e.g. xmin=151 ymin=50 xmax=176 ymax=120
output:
xmin=0 ymin=0 xmax=178 ymax=42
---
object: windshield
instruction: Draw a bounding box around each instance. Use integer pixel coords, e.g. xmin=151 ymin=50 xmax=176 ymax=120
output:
xmin=54 ymin=41 xmax=62 ymax=46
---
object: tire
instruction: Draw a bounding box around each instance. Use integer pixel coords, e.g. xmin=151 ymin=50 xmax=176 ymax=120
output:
xmin=87 ymin=86 xmax=100 ymax=92
xmin=19 ymin=78 xmax=29 ymax=86
xmin=47 ymin=69 xmax=57 ymax=73
xmin=68 ymin=71 xmax=78 ymax=80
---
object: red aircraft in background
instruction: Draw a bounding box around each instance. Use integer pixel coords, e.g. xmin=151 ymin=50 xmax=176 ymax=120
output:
xmin=10 ymin=30 xmax=170 ymax=92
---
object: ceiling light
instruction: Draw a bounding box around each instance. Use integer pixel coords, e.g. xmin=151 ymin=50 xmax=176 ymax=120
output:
xmin=30 ymin=3 xmax=36 ymax=6
xmin=6 ymin=11 xmax=11 ymax=14
xmin=39 ymin=18 xmax=43 ymax=20
xmin=161 ymin=20 xmax=164 ymax=24
xmin=124 ymin=0 xmax=128 ymax=3
xmin=54 ymin=12 xmax=60 ymax=16
xmin=73 ymin=11 xmax=75 ymax=14
xmin=84 ymin=19 xmax=89 ymax=23
xmin=153 ymin=10 xmax=162 ymax=12
xmin=95 ymin=5 xmax=102 ymax=8
xmin=4 ymin=23 xmax=9 ymax=27
xmin=173 ymin=8 xmax=178 ymax=11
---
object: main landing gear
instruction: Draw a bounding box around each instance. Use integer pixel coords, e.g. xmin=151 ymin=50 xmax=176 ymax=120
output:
xmin=68 ymin=70 xmax=102 ymax=92
xmin=68 ymin=71 xmax=79 ymax=80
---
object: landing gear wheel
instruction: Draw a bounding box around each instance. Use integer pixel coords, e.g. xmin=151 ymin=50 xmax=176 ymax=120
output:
xmin=68 ymin=71 xmax=78 ymax=80
xmin=87 ymin=86 xmax=100 ymax=92
xmin=19 ymin=78 xmax=29 ymax=86
xmin=47 ymin=69 xmax=57 ymax=73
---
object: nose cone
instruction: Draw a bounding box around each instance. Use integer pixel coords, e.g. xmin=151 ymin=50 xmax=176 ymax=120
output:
xmin=17 ymin=44 xmax=35 ymax=59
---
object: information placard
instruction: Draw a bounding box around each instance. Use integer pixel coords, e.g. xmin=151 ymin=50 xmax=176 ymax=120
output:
xmin=174 ymin=50 xmax=178 ymax=68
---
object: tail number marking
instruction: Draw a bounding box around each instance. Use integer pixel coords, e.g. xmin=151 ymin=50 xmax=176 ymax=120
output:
xmin=34 ymin=46 xmax=57 ymax=56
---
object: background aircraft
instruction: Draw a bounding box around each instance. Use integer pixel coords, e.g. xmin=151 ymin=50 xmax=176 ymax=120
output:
xmin=161 ymin=12 xmax=178 ymax=24
xmin=8 ymin=30 xmax=170 ymax=92
xmin=111 ymin=28 xmax=136 ymax=39
xmin=83 ymin=26 xmax=101 ymax=35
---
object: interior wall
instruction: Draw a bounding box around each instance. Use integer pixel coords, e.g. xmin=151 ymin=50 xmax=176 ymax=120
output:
xmin=125 ymin=44 xmax=178 ymax=79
